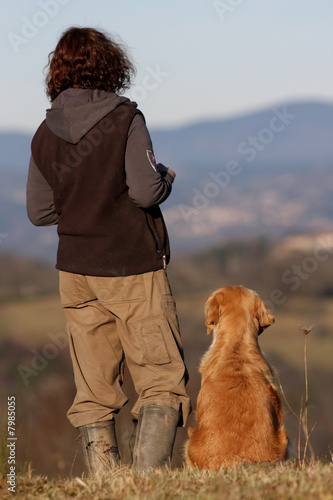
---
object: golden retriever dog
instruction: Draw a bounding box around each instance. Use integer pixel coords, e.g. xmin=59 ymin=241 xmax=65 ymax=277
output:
xmin=186 ymin=286 xmax=288 ymax=470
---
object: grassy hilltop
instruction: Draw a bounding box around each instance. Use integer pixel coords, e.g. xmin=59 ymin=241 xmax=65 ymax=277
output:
xmin=0 ymin=237 xmax=332 ymax=497
xmin=1 ymin=462 xmax=333 ymax=500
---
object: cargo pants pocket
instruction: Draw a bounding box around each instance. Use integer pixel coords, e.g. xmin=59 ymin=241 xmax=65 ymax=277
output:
xmin=59 ymin=271 xmax=97 ymax=307
xmin=129 ymin=315 xmax=178 ymax=366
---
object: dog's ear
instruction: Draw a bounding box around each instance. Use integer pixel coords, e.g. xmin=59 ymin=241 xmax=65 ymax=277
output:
xmin=254 ymin=295 xmax=275 ymax=333
xmin=205 ymin=292 xmax=223 ymax=335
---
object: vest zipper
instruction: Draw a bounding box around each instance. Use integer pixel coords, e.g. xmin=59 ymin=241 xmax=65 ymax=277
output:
xmin=145 ymin=212 xmax=166 ymax=268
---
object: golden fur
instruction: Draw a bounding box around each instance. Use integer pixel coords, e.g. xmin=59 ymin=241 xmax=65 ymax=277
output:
xmin=186 ymin=286 xmax=288 ymax=470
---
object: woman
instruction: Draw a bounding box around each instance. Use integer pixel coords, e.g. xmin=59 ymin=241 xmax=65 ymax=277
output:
xmin=27 ymin=26 xmax=190 ymax=475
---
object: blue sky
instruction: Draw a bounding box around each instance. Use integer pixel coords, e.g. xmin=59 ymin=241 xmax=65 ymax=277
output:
xmin=1 ymin=0 xmax=333 ymax=133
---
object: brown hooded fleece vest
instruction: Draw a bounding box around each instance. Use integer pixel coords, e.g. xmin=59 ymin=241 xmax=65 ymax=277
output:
xmin=31 ymin=102 xmax=170 ymax=277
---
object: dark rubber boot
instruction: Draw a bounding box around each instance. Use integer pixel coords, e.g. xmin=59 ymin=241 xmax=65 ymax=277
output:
xmin=78 ymin=420 xmax=120 ymax=475
xmin=129 ymin=419 xmax=138 ymax=465
xmin=133 ymin=405 xmax=179 ymax=472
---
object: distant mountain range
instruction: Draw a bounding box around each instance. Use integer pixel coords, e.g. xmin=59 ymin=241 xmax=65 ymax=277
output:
xmin=2 ymin=101 xmax=333 ymax=174
xmin=1 ymin=100 xmax=333 ymax=260
xmin=151 ymin=101 xmax=333 ymax=170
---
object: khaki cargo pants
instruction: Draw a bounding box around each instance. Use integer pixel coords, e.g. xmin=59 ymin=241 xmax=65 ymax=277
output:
xmin=59 ymin=269 xmax=191 ymax=428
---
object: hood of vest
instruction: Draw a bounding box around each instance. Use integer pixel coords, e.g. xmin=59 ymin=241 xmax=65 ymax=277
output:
xmin=45 ymin=88 xmax=131 ymax=144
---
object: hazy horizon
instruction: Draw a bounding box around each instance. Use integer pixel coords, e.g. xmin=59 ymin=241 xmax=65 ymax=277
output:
xmin=1 ymin=97 xmax=333 ymax=137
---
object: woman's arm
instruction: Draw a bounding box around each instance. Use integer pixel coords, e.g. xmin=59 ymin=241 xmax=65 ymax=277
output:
xmin=26 ymin=156 xmax=59 ymax=226
xmin=125 ymin=113 xmax=175 ymax=208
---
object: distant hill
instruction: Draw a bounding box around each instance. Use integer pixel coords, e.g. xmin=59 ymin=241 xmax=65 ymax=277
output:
xmin=151 ymin=101 xmax=333 ymax=171
xmin=1 ymin=100 xmax=333 ymax=259
xmin=2 ymin=101 xmax=333 ymax=174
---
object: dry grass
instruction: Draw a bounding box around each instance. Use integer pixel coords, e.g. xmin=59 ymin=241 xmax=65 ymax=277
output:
xmin=1 ymin=462 xmax=332 ymax=500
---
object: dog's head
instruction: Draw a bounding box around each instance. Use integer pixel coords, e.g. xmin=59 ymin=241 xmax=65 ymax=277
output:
xmin=205 ymin=285 xmax=275 ymax=335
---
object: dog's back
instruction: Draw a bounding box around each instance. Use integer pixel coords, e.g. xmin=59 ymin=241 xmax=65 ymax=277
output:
xmin=186 ymin=286 xmax=288 ymax=470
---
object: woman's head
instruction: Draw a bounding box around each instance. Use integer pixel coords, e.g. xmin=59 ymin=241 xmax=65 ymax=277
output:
xmin=45 ymin=27 xmax=135 ymax=101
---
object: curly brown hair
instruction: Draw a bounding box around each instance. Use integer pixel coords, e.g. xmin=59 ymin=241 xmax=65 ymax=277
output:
xmin=45 ymin=27 xmax=135 ymax=101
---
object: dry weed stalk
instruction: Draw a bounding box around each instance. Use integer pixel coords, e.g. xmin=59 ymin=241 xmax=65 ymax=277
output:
xmin=299 ymin=324 xmax=317 ymax=465
xmin=278 ymin=324 xmax=317 ymax=468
